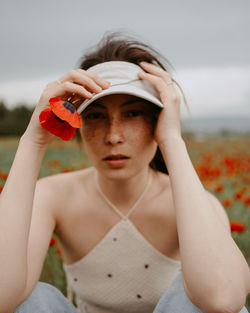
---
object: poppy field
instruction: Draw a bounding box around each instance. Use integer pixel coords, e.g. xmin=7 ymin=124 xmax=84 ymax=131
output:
xmin=0 ymin=135 xmax=249 ymax=309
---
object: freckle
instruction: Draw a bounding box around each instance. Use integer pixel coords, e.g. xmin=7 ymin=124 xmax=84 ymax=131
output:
xmin=74 ymin=278 xmax=78 ymax=282
xmin=113 ymin=237 xmax=117 ymax=241
xmin=107 ymin=273 xmax=112 ymax=278
xmin=144 ymin=264 xmax=149 ymax=269
xmin=137 ymin=294 xmax=142 ymax=299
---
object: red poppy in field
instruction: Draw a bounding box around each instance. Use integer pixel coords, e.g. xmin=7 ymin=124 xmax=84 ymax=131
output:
xmin=1 ymin=173 xmax=8 ymax=180
xmin=50 ymin=237 xmax=57 ymax=247
xmin=234 ymin=192 xmax=242 ymax=200
xmin=195 ymin=163 xmax=221 ymax=182
xmin=215 ymin=184 xmax=223 ymax=193
xmin=56 ymin=248 xmax=62 ymax=257
xmin=39 ymin=97 xmax=81 ymax=141
xmin=222 ymin=198 xmax=232 ymax=208
xmin=244 ymin=196 xmax=250 ymax=206
xmin=230 ymin=221 xmax=246 ymax=232
xmin=63 ymin=168 xmax=73 ymax=173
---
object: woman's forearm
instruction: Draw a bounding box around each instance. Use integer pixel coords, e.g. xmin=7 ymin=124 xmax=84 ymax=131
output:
xmin=160 ymin=134 xmax=249 ymax=310
xmin=0 ymin=134 xmax=48 ymax=309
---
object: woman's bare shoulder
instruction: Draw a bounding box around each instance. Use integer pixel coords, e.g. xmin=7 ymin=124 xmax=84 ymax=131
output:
xmin=36 ymin=167 xmax=95 ymax=205
xmin=38 ymin=166 xmax=93 ymax=184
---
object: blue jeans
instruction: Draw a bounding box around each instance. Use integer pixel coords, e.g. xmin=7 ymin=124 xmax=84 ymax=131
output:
xmin=14 ymin=273 xmax=248 ymax=313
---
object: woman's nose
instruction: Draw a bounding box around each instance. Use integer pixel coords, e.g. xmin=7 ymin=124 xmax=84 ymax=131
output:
xmin=104 ymin=119 xmax=124 ymax=145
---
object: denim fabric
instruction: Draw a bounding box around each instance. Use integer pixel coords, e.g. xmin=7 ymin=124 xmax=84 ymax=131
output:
xmin=14 ymin=282 xmax=79 ymax=313
xmin=14 ymin=274 xmax=249 ymax=313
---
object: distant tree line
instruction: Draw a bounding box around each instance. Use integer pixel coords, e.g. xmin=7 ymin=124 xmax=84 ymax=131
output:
xmin=0 ymin=101 xmax=34 ymax=136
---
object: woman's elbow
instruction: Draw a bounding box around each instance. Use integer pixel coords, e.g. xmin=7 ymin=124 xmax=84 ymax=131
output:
xmin=199 ymin=292 xmax=247 ymax=313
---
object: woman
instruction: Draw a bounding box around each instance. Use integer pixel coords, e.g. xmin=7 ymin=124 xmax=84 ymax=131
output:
xmin=0 ymin=32 xmax=249 ymax=313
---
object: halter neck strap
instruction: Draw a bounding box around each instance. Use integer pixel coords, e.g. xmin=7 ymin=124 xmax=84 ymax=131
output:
xmin=94 ymin=169 xmax=152 ymax=220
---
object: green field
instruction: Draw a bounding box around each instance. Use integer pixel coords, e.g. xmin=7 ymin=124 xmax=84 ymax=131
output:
xmin=0 ymin=136 xmax=249 ymax=310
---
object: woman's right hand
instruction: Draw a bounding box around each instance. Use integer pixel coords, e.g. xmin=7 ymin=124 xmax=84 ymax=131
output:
xmin=22 ymin=69 xmax=110 ymax=147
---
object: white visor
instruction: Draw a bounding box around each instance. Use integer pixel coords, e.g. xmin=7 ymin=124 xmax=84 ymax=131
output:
xmin=77 ymin=61 xmax=164 ymax=114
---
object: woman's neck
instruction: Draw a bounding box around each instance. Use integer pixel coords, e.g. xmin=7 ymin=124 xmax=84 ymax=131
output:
xmin=94 ymin=167 xmax=152 ymax=213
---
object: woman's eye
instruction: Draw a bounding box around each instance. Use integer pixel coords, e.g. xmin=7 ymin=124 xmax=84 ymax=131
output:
xmin=125 ymin=110 xmax=144 ymax=117
xmin=83 ymin=112 xmax=105 ymax=120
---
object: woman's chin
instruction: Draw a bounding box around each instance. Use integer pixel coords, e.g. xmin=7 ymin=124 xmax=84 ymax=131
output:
xmin=96 ymin=164 xmax=150 ymax=182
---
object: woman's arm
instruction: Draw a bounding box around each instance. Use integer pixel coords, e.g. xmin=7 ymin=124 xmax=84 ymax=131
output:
xmin=0 ymin=137 xmax=49 ymax=312
xmin=0 ymin=70 xmax=110 ymax=313
xmin=138 ymin=62 xmax=250 ymax=313
xmin=160 ymin=135 xmax=250 ymax=313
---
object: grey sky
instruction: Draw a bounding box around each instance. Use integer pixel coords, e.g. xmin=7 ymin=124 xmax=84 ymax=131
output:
xmin=0 ymin=0 xmax=249 ymax=117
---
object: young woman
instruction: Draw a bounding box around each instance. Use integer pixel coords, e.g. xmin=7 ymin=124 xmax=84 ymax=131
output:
xmin=0 ymin=32 xmax=249 ymax=313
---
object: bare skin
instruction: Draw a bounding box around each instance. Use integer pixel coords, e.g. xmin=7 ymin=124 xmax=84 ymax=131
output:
xmin=53 ymin=167 xmax=180 ymax=266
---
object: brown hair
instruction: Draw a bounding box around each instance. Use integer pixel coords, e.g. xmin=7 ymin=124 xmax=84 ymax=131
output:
xmin=76 ymin=31 xmax=186 ymax=175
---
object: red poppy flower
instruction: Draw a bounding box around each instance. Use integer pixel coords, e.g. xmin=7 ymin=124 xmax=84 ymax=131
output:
xmin=234 ymin=192 xmax=242 ymax=200
xmin=63 ymin=168 xmax=73 ymax=173
xmin=222 ymin=198 xmax=232 ymax=208
xmin=230 ymin=221 xmax=246 ymax=232
xmin=1 ymin=173 xmax=8 ymax=180
xmin=50 ymin=237 xmax=57 ymax=247
xmin=215 ymin=184 xmax=223 ymax=193
xmin=56 ymin=248 xmax=62 ymax=257
xmin=39 ymin=97 xmax=81 ymax=141
xmin=244 ymin=196 xmax=250 ymax=206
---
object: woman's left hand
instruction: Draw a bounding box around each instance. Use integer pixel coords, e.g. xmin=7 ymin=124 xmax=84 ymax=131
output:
xmin=138 ymin=61 xmax=182 ymax=146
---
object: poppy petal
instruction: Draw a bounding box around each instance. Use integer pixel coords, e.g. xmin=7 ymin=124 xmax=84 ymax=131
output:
xmin=69 ymin=110 xmax=82 ymax=128
xmin=50 ymin=98 xmax=81 ymax=128
xmin=49 ymin=97 xmax=64 ymax=104
xmin=39 ymin=108 xmax=53 ymax=128
xmin=39 ymin=109 xmax=76 ymax=141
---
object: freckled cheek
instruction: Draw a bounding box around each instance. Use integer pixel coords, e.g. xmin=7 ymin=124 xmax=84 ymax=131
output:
xmin=128 ymin=122 xmax=157 ymax=163
xmin=128 ymin=120 xmax=155 ymax=144
xmin=81 ymin=124 xmax=102 ymax=143
xmin=80 ymin=124 xmax=104 ymax=158
xmin=81 ymin=122 xmax=106 ymax=141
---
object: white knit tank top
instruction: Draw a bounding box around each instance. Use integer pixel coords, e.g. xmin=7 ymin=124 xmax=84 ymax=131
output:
xmin=63 ymin=169 xmax=181 ymax=313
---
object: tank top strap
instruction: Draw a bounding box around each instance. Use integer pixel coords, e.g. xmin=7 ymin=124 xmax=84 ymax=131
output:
xmin=125 ymin=170 xmax=152 ymax=219
xmin=94 ymin=169 xmax=152 ymax=220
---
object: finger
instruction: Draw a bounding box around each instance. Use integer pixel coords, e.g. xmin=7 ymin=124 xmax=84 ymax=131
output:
xmin=58 ymin=70 xmax=106 ymax=94
xmin=138 ymin=71 xmax=180 ymax=104
xmin=57 ymin=81 xmax=93 ymax=99
xmin=59 ymin=69 xmax=110 ymax=91
xmin=139 ymin=61 xmax=173 ymax=83
xmin=76 ymin=69 xmax=110 ymax=89
xmin=138 ymin=71 xmax=172 ymax=91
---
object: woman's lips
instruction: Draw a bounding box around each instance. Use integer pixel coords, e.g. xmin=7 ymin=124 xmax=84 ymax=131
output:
xmin=103 ymin=155 xmax=130 ymax=167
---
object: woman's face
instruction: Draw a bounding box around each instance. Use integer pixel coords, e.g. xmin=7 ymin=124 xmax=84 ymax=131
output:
xmin=80 ymin=94 xmax=158 ymax=179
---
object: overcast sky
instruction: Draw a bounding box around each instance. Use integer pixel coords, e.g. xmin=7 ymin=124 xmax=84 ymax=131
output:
xmin=0 ymin=0 xmax=249 ymax=118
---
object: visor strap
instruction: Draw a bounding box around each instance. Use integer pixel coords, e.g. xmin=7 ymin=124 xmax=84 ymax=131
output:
xmin=110 ymin=78 xmax=141 ymax=87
